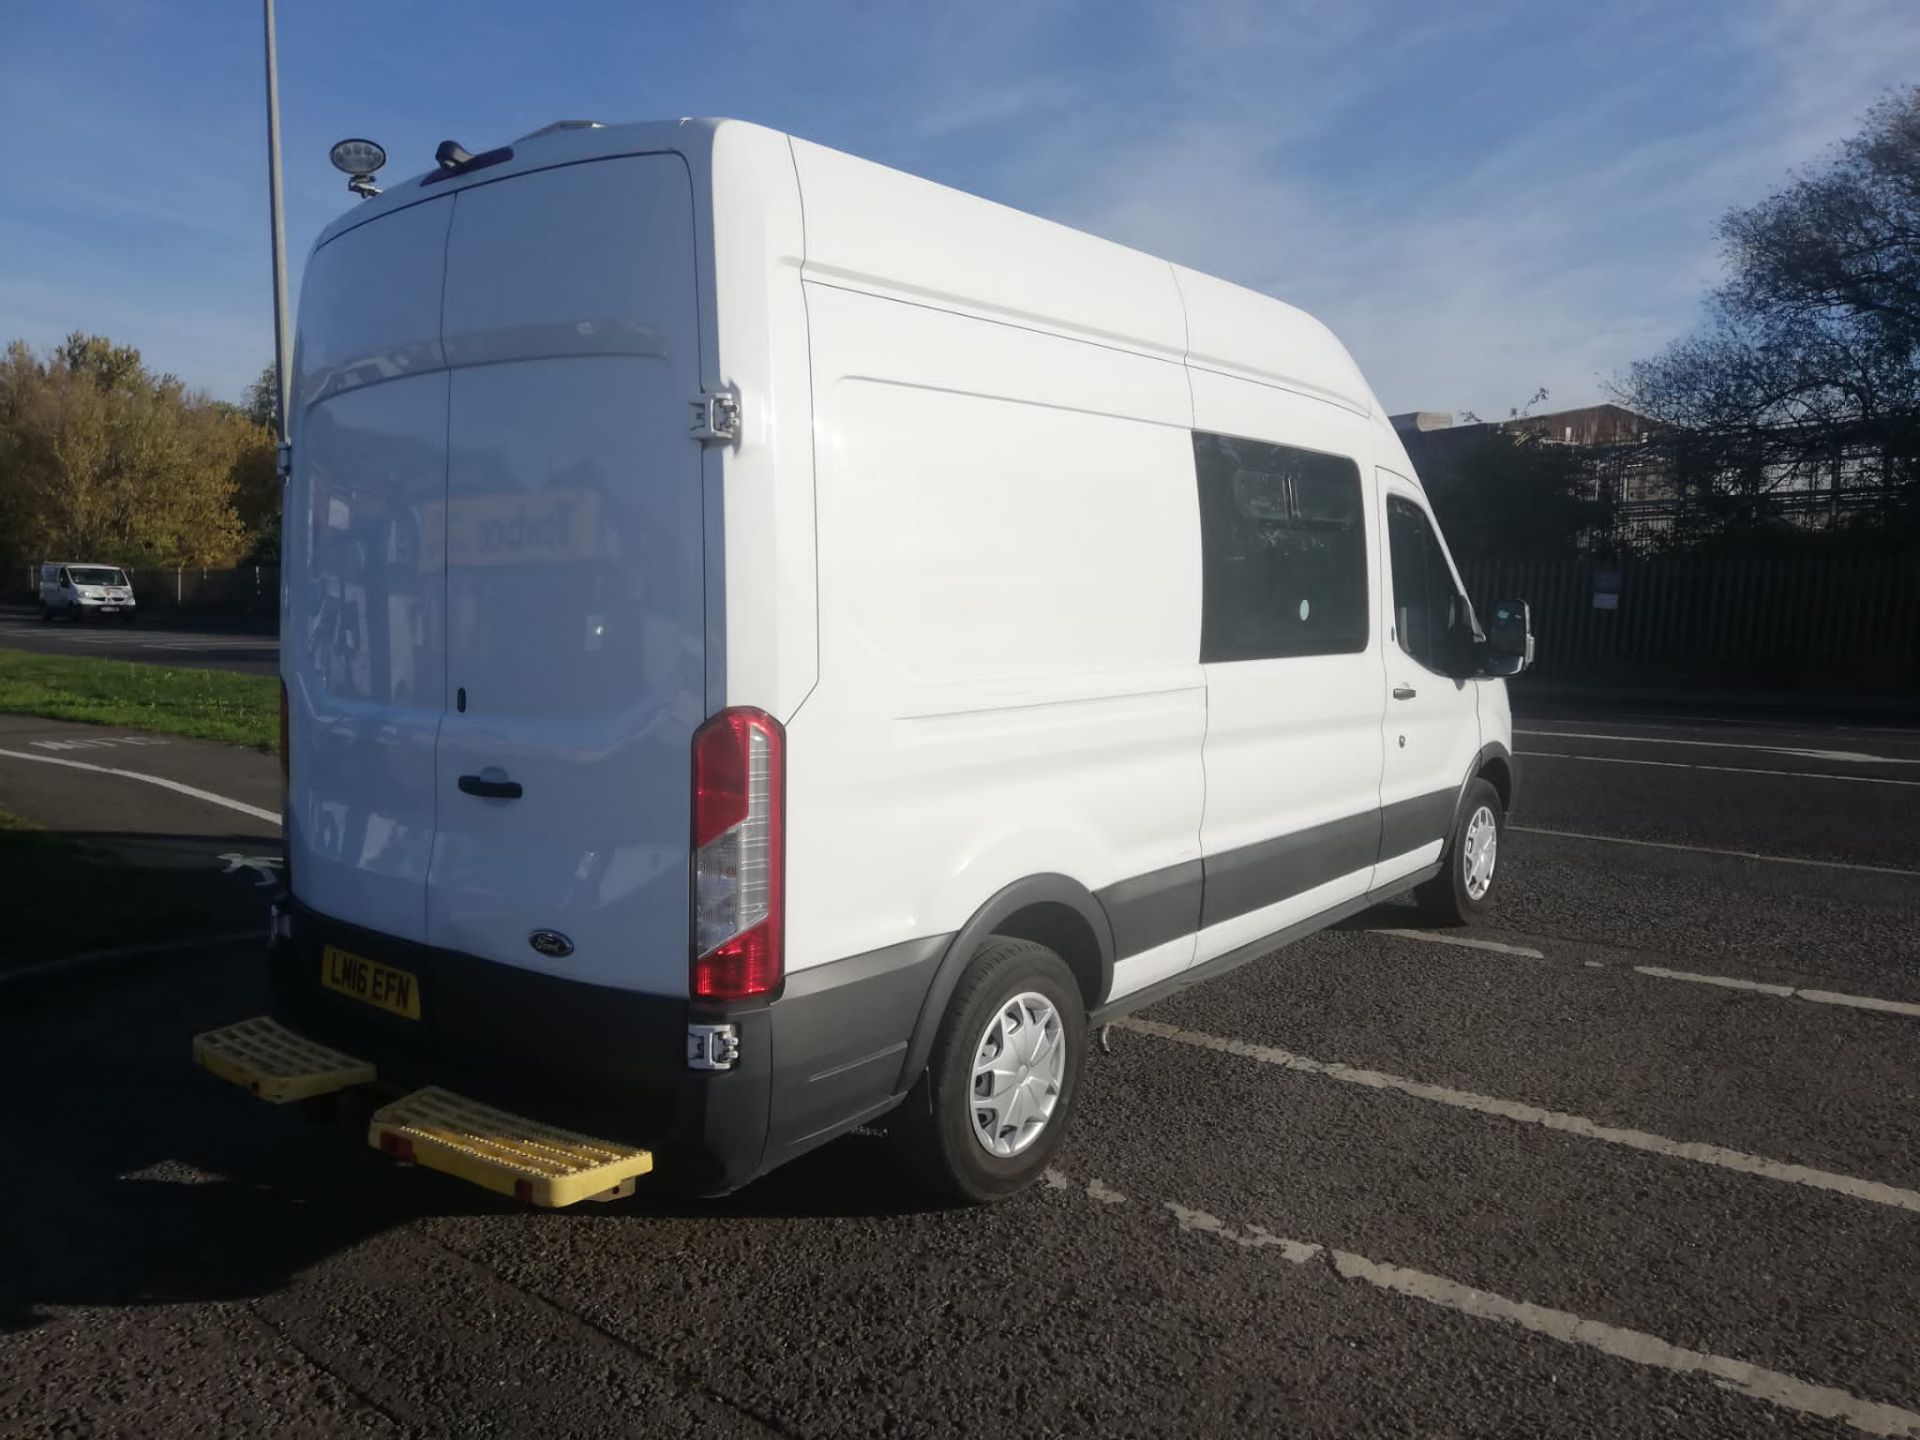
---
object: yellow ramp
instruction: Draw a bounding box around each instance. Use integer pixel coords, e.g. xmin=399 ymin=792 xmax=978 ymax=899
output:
xmin=193 ymin=1015 xmax=376 ymax=1103
xmin=369 ymin=1086 xmax=653 ymax=1208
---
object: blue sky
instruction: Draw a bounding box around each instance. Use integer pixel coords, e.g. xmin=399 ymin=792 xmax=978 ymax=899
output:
xmin=4 ymin=0 xmax=1917 ymax=418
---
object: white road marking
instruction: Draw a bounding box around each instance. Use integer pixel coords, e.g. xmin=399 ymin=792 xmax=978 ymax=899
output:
xmin=1371 ymin=919 xmax=1920 ymax=1019
xmin=1086 ymin=1177 xmax=1128 ymax=1204
xmin=1635 ymin=966 xmax=1920 ymax=1019
xmin=1329 ymin=1247 xmax=1920 ymax=1438
xmin=1114 ymin=1017 xmax=1920 ymax=1214
xmin=1635 ymin=965 xmax=1794 ymax=997
xmin=219 ymin=852 xmax=285 ymax=887
xmin=0 ymin=746 xmax=280 ymax=825
xmin=1517 ymin=728 xmax=1920 ymax=766
xmin=29 ymin=734 xmax=171 ymax=752
xmin=1047 ymin=1171 xmax=1920 ymax=1437
xmin=1517 ymin=750 xmax=1920 ymax=788
xmin=1510 ymin=824 xmax=1920 ymax=878
xmin=1372 ymin=928 xmax=1546 ymax=959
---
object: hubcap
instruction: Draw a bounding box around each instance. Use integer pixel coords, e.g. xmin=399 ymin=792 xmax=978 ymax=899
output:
xmin=1463 ymin=804 xmax=1498 ymax=900
xmin=968 ymin=991 xmax=1066 ymax=1158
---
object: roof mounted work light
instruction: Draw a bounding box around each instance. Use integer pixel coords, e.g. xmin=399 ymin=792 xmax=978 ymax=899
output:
xmin=328 ymin=138 xmax=387 ymax=199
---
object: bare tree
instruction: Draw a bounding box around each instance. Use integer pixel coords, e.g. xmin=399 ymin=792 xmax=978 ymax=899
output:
xmin=1618 ymin=87 xmax=1920 ymax=545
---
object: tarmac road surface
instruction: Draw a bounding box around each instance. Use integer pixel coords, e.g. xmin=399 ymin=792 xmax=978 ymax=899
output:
xmin=2 ymin=707 xmax=1918 ymax=1438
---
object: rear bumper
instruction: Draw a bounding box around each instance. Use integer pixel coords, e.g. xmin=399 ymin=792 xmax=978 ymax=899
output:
xmin=268 ymin=900 xmax=771 ymax=1194
xmin=268 ymin=900 xmax=950 ymax=1195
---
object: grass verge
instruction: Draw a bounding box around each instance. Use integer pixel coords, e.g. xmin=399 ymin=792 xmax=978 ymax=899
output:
xmin=0 ymin=810 xmax=243 ymax=969
xmin=0 ymin=648 xmax=276 ymax=749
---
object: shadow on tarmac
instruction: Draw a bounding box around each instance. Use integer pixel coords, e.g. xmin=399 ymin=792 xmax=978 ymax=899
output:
xmin=0 ymin=907 xmax=957 ymax=1333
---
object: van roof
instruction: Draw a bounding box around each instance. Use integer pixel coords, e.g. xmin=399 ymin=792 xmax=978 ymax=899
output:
xmin=312 ymin=118 xmax=1400 ymax=435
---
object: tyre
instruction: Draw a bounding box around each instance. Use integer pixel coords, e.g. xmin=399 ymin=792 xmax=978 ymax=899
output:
xmin=1414 ymin=777 xmax=1503 ymax=925
xmin=38 ymin=602 xmax=50 ymax=622
xmin=122 ymin=612 xmax=136 ymax=626
xmin=891 ymin=936 xmax=1087 ymax=1204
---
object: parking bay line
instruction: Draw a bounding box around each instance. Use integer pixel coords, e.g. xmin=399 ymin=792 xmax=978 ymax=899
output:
xmin=1371 ymin=929 xmax=1920 ymax=1019
xmin=1631 ymin=965 xmax=1920 ymax=1019
xmin=1042 ymin=1169 xmax=1920 ymax=1439
xmin=1369 ymin=928 xmax=1546 ymax=959
xmin=1516 ymin=750 xmax=1920 ymax=788
xmin=1112 ymin=1017 xmax=1920 ymax=1214
xmin=0 ymin=746 xmax=280 ymax=825
xmin=1508 ymin=824 xmax=1920 ymax=878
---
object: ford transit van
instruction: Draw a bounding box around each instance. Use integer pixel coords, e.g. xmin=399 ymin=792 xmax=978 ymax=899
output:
xmin=198 ymin=119 xmax=1532 ymax=1206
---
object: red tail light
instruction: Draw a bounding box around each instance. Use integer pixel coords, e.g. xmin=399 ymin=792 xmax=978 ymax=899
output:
xmin=690 ymin=708 xmax=784 ymax=1000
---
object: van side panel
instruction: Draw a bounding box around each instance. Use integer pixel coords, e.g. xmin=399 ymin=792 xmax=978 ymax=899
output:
xmin=789 ymin=137 xmax=1186 ymax=359
xmin=788 ymin=282 xmax=1205 ymax=999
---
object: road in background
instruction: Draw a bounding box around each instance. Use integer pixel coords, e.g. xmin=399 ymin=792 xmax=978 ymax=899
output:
xmin=2 ymin=708 xmax=1917 ymax=1437
xmin=0 ymin=605 xmax=279 ymax=676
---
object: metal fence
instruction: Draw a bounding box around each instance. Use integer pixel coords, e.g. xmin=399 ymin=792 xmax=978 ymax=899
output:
xmin=23 ymin=564 xmax=280 ymax=619
xmin=1460 ymin=555 xmax=1920 ymax=693
xmin=24 ymin=557 xmax=1920 ymax=695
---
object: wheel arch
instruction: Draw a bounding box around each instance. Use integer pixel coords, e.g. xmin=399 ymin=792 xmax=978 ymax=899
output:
xmin=1471 ymin=741 xmax=1515 ymax=814
xmin=894 ymin=874 xmax=1113 ymax=1097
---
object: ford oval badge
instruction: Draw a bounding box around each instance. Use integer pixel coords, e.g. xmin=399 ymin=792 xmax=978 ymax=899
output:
xmin=528 ymin=930 xmax=574 ymax=959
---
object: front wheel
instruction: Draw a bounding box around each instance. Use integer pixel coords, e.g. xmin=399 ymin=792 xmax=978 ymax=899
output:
xmin=891 ymin=936 xmax=1087 ymax=1204
xmin=38 ymin=602 xmax=50 ymax=622
xmin=1414 ymin=778 xmax=1504 ymax=925
xmin=122 ymin=612 xmax=137 ymax=626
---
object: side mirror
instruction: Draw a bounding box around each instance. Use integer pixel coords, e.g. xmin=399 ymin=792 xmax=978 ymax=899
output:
xmin=1481 ymin=598 xmax=1534 ymax=677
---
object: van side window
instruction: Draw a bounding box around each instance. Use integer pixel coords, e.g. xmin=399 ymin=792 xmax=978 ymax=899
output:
xmin=1386 ymin=495 xmax=1465 ymax=674
xmin=1193 ymin=432 xmax=1368 ymax=662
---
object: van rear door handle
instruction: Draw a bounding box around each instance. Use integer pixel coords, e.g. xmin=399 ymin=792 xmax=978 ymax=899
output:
xmin=1392 ymin=685 xmax=1417 ymax=700
xmin=458 ymin=773 xmax=523 ymax=800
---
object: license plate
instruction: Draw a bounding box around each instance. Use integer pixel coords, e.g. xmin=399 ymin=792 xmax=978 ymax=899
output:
xmin=99 ymin=606 xmax=118 ymax=613
xmin=320 ymin=945 xmax=421 ymax=1020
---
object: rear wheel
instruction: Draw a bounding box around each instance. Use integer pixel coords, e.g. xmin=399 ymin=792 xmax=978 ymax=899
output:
xmin=1414 ymin=777 xmax=1503 ymax=925
xmin=891 ymin=936 xmax=1086 ymax=1204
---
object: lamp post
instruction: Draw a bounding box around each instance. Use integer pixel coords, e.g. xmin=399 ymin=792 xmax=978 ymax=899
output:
xmin=263 ymin=0 xmax=291 ymax=448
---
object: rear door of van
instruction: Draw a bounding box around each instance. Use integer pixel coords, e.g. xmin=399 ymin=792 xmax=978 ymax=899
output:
xmin=425 ymin=156 xmax=707 ymax=997
xmin=285 ymin=197 xmax=454 ymax=943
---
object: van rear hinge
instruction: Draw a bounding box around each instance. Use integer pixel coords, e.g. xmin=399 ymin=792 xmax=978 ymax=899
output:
xmin=690 ymin=391 xmax=740 ymax=444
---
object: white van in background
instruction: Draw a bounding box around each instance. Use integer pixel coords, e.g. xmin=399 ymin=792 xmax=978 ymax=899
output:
xmin=38 ymin=563 xmax=137 ymax=622
xmin=202 ymin=118 xmax=1532 ymax=1206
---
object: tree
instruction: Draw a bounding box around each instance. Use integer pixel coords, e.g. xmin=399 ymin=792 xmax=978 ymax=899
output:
xmin=1406 ymin=390 xmax=1616 ymax=560
xmin=244 ymin=362 xmax=279 ymax=434
xmin=1418 ymin=427 xmax=1612 ymax=561
xmin=1619 ymin=87 xmax=1920 ymax=545
xmin=0 ymin=333 xmax=273 ymax=571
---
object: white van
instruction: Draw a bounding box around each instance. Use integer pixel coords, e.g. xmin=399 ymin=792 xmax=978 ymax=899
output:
xmin=212 ymin=119 xmax=1531 ymax=1205
xmin=39 ymin=562 xmax=137 ymax=622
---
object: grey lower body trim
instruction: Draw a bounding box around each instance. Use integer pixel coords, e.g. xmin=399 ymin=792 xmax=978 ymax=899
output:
xmin=1095 ymin=788 xmax=1463 ymax=963
xmin=764 ymin=933 xmax=950 ymax=1167
xmin=1379 ymin=786 xmax=1459 ymax=860
xmin=1097 ymin=859 xmax=1203 ymax=958
xmin=1089 ymin=863 xmax=1444 ymax=1025
xmin=1200 ymin=809 xmax=1382 ymax=929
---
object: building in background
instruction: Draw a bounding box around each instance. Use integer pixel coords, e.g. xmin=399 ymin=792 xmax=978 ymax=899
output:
xmin=1392 ymin=405 xmax=1912 ymax=552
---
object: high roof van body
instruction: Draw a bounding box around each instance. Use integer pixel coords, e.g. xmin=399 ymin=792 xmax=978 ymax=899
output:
xmin=253 ymin=118 xmax=1530 ymax=1201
